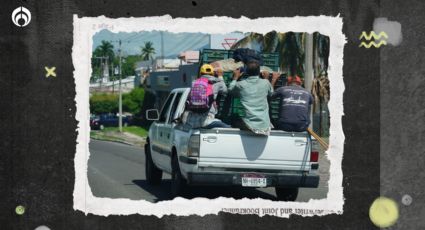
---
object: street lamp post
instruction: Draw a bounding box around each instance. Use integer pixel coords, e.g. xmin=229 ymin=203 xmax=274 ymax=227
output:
xmin=118 ymin=39 xmax=123 ymax=132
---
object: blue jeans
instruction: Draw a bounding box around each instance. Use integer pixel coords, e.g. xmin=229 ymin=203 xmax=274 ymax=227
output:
xmin=204 ymin=120 xmax=231 ymax=129
xmin=277 ymin=122 xmax=308 ymax=132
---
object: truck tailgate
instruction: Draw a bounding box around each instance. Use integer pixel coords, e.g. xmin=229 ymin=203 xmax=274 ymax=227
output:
xmin=198 ymin=129 xmax=311 ymax=171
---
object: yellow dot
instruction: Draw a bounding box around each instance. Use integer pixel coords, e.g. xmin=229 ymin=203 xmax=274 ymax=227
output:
xmin=369 ymin=197 xmax=399 ymax=228
xmin=15 ymin=205 xmax=25 ymax=215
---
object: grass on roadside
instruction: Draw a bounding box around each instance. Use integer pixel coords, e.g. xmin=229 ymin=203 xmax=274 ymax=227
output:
xmin=97 ymin=126 xmax=148 ymax=138
xmin=90 ymin=131 xmax=127 ymax=142
xmin=122 ymin=126 xmax=149 ymax=137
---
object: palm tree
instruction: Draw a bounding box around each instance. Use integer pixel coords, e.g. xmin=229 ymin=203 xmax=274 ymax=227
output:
xmin=281 ymin=32 xmax=305 ymax=77
xmin=141 ymin=42 xmax=156 ymax=61
xmin=230 ymin=32 xmax=264 ymax=51
xmin=312 ymin=32 xmax=330 ymax=136
xmin=96 ymin=40 xmax=115 ymax=61
xmin=92 ymin=40 xmax=115 ymax=89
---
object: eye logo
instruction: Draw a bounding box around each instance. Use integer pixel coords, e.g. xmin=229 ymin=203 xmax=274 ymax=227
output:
xmin=11 ymin=6 xmax=31 ymax=27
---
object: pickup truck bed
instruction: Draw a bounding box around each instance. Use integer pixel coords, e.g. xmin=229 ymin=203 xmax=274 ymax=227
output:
xmin=178 ymin=128 xmax=319 ymax=188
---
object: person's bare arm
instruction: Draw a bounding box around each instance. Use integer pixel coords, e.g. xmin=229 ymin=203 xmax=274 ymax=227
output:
xmin=233 ymin=68 xmax=242 ymax=81
xmin=261 ymin=71 xmax=269 ymax=79
xmin=229 ymin=68 xmax=242 ymax=96
xmin=270 ymin=72 xmax=280 ymax=87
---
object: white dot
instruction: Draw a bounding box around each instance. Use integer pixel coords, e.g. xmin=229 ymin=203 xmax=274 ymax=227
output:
xmin=401 ymin=194 xmax=412 ymax=206
xmin=35 ymin=226 xmax=50 ymax=230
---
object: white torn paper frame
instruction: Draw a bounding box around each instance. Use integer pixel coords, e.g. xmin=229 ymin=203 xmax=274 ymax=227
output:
xmin=72 ymin=15 xmax=346 ymax=217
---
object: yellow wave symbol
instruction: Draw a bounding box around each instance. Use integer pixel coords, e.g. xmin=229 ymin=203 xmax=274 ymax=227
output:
xmin=359 ymin=40 xmax=387 ymax=48
xmin=359 ymin=31 xmax=388 ymax=40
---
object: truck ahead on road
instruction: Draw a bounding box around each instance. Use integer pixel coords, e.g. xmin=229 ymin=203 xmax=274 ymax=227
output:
xmin=145 ymin=88 xmax=320 ymax=201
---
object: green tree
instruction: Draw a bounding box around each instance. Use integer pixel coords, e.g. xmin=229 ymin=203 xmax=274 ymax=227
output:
xmin=317 ymin=34 xmax=330 ymax=76
xmin=90 ymin=93 xmax=119 ymax=114
xmin=91 ymin=40 xmax=115 ymax=82
xmin=89 ymin=88 xmax=145 ymax=115
xmin=90 ymin=64 xmax=102 ymax=83
xmin=140 ymin=41 xmax=156 ymax=61
xmin=122 ymin=88 xmax=145 ymax=115
xmin=121 ymin=55 xmax=143 ymax=77
xmin=312 ymin=32 xmax=330 ymax=137
xmin=96 ymin=40 xmax=115 ymax=61
xmin=282 ymin=32 xmax=304 ymax=77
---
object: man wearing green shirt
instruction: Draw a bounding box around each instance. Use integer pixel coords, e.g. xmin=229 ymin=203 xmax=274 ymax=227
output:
xmin=228 ymin=60 xmax=274 ymax=135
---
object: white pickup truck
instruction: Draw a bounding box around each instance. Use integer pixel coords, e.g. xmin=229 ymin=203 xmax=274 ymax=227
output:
xmin=145 ymin=88 xmax=319 ymax=201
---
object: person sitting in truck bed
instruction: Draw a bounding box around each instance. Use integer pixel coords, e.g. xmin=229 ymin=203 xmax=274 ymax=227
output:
xmin=228 ymin=53 xmax=274 ymax=136
xmin=182 ymin=64 xmax=230 ymax=129
xmin=213 ymin=68 xmax=228 ymax=99
xmin=270 ymin=74 xmax=313 ymax=132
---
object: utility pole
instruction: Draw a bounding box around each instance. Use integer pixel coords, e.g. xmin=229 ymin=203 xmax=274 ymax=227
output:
xmin=160 ymin=31 xmax=164 ymax=68
xmin=111 ymin=62 xmax=115 ymax=93
xmin=99 ymin=58 xmax=104 ymax=91
xmin=304 ymin=33 xmax=314 ymax=129
xmin=93 ymin=56 xmax=107 ymax=92
xmin=118 ymin=39 xmax=123 ymax=132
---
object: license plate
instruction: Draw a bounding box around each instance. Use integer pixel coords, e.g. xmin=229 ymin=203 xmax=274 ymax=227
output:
xmin=241 ymin=177 xmax=267 ymax=187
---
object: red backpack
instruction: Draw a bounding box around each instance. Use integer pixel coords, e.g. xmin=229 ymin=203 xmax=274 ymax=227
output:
xmin=188 ymin=77 xmax=213 ymax=113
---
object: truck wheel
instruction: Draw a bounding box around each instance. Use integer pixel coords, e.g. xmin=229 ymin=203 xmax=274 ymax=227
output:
xmin=171 ymin=154 xmax=186 ymax=198
xmin=145 ymin=143 xmax=162 ymax=185
xmin=275 ymin=187 xmax=299 ymax=201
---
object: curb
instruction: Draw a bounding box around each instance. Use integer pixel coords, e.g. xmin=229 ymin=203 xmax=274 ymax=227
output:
xmin=90 ymin=136 xmax=143 ymax=147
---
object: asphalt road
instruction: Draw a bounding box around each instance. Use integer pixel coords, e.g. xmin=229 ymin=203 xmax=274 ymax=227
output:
xmin=88 ymin=139 xmax=329 ymax=202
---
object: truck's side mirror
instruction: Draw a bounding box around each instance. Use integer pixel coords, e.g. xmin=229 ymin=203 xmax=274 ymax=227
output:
xmin=146 ymin=109 xmax=159 ymax=121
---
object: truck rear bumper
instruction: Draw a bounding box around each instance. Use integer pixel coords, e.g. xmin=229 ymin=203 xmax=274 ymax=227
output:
xmin=186 ymin=171 xmax=319 ymax=188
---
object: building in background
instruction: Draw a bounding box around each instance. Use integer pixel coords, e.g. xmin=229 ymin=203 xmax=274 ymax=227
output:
xmin=209 ymin=32 xmax=245 ymax=50
xmin=90 ymin=76 xmax=136 ymax=94
xmin=134 ymin=60 xmax=153 ymax=87
xmin=178 ymin=51 xmax=200 ymax=63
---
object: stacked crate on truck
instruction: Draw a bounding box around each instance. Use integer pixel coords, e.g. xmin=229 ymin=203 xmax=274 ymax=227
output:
xmin=200 ymin=49 xmax=284 ymax=127
xmin=200 ymin=49 xmax=233 ymax=63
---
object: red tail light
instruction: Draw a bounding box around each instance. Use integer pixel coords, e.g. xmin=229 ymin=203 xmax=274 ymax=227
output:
xmin=310 ymin=151 xmax=319 ymax=162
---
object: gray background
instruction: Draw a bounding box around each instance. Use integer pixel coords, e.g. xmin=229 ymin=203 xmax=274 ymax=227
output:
xmin=0 ymin=0 xmax=422 ymax=229
xmin=380 ymin=0 xmax=425 ymax=229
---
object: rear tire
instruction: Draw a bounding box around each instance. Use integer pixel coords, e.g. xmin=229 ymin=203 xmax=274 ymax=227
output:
xmin=145 ymin=142 xmax=162 ymax=185
xmin=275 ymin=187 xmax=299 ymax=201
xmin=171 ymin=154 xmax=186 ymax=198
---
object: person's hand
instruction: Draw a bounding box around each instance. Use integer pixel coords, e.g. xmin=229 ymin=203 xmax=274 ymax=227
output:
xmin=233 ymin=68 xmax=242 ymax=80
xmin=272 ymin=72 xmax=280 ymax=81
xmin=261 ymin=71 xmax=270 ymax=79
xmin=215 ymin=68 xmax=223 ymax=77
xmin=271 ymin=72 xmax=280 ymax=86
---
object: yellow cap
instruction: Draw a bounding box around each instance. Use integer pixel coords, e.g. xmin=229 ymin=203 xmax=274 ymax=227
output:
xmin=200 ymin=64 xmax=214 ymax=75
